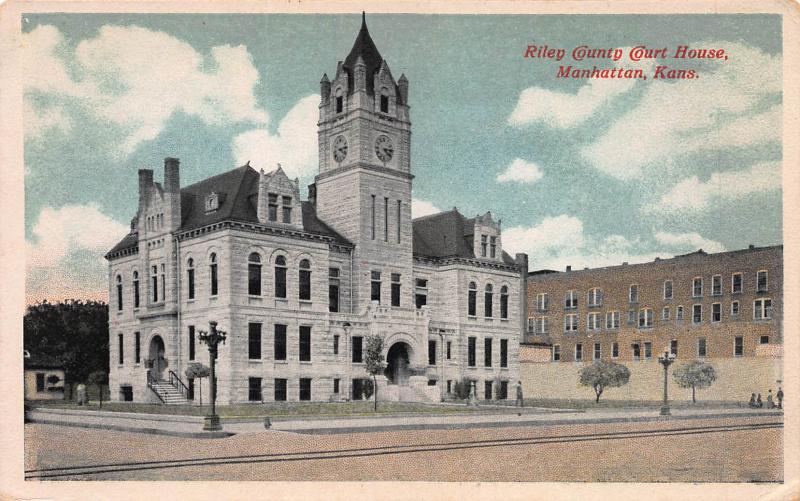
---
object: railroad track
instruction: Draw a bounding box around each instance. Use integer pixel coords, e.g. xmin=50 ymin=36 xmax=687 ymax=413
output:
xmin=25 ymin=420 xmax=783 ymax=480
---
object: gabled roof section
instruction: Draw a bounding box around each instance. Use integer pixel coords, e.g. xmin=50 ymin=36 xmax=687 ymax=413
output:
xmin=343 ymin=13 xmax=385 ymax=96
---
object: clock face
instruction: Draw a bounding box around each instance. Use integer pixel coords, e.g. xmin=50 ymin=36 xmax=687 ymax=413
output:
xmin=333 ymin=135 xmax=348 ymax=163
xmin=375 ymin=135 xmax=394 ymax=162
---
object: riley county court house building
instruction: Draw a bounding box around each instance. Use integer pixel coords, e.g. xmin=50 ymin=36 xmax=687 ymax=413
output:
xmin=521 ymin=245 xmax=783 ymax=401
xmin=105 ymin=17 xmax=528 ymax=405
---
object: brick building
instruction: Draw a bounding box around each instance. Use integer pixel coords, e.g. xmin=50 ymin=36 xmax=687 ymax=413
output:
xmin=105 ymin=15 xmax=526 ymax=405
xmin=524 ymin=245 xmax=782 ymax=365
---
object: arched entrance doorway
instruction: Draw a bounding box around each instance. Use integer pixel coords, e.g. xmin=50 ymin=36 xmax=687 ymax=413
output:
xmin=148 ymin=336 xmax=167 ymax=381
xmin=385 ymin=342 xmax=412 ymax=386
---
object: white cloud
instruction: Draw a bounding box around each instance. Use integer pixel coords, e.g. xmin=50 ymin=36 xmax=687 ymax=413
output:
xmin=502 ymin=214 xmax=724 ymax=270
xmin=26 ymin=204 xmax=129 ymax=303
xmin=581 ymin=42 xmax=781 ymax=180
xmin=654 ymin=231 xmax=725 ymax=253
xmin=508 ymin=51 xmax=653 ymax=129
xmin=651 ymin=161 xmax=781 ymax=213
xmin=496 ymin=158 xmax=544 ymax=184
xmin=24 ymin=100 xmax=72 ymax=139
xmin=22 ymin=24 xmax=267 ymax=155
xmin=231 ymin=95 xmax=320 ymax=179
xmin=412 ymin=199 xmax=442 ymax=218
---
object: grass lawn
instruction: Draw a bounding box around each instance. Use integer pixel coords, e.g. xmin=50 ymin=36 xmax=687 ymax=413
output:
xmin=513 ymin=398 xmax=748 ymax=410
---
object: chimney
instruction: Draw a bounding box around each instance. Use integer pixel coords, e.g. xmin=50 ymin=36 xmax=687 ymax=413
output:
xmin=164 ymin=157 xmax=180 ymax=193
xmin=308 ymin=183 xmax=317 ymax=206
xmin=256 ymin=169 xmax=269 ymax=223
xmin=566 ymin=265 xmax=572 ymax=272
xmin=138 ymin=169 xmax=153 ymax=210
xmin=320 ymin=73 xmax=331 ymax=104
xmin=749 ymin=244 xmax=755 ymax=250
xmin=516 ymin=253 xmax=529 ymax=340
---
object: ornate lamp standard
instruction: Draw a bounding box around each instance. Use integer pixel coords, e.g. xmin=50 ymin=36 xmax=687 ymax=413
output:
xmin=658 ymin=350 xmax=677 ymax=416
xmin=198 ymin=320 xmax=227 ymax=431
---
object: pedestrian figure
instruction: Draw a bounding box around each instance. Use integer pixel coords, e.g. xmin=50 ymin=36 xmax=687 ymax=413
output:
xmin=777 ymin=387 xmax=784 ymax=409
xmin=76 ymin=383 xmax=87 ymax=405
xmin=468 ymin=381 xmax=478 ymax=406
xmin=515 ymin=380 xmax=524 ymax=408
xmin=756 ymin=393 xmax=763 ymax=408
xmin=767 ymin=389 xmax=774 ymax=409
xmin=748 ymin=393 xmax=757 ymax=407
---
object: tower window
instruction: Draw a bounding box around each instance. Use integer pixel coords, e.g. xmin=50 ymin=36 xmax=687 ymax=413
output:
xmin=371 ymin=271 xmax=382 ymax=303
xmin=268 ymin=193 xmax=278 ymax=222
xmin=282 ymin=196 xmax=292 ymax=223
xmin=335 ymin=89 xmax=344 ymax=114
xmin=380 ymin=93 xmax=389 ymax=113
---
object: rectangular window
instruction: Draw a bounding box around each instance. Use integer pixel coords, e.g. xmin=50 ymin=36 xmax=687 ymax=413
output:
xmin=676 ymin=305 xmax=684 ymax=321
xmin=757 ymin=270 xmax=768 ymax=292
xmin=693 ymin=304 xmax=702 ymax=324
xmin=499 ymin=381 xmax=508 ymax=400
xmin=428 ymin=340 xmax=437 ymax=366
xmin=299 ymin=266 xmax=311 ymax=301
xmin=754 ymin=298 xmax=773 ymax=320
xmin=160 ymin=265 xmax=166 ymax=301
xmin=574 ymin=343 xmax=583 ymax=362
xmin=629 ymin=284 xmax=638 ymax=303
xmin=282 ymin=195 xmax=292 ymax=223
xmin=396 ymin=200 xmax=401 ymax=243
xmin=268 ymin=193 xmax=278 ymax=222
xmin=274 ymin=324 xmax=287 ymax=361
xmin=587 ymin=312 xmax=600 ymax=331
xmin=135 ymin=332 xmax=141 ymax=364
xmin=734 ymin=337 xmax=743 ymax=357
xmin=632 ymin=343 xmax=641 ymax=361
xmin=187 ymin=268 xmax=195 ymax=300
xmin=627 ymin=310 xmax=636 ymax=325
xmin=468 ymin=288 xmax=477 ymax=316
xmin=352 ymin=336 xmax=363 ymax=363
xmin=333 ymin=335 xmax=339 ymax=355
xmin=333 ymin=378 xmax=340 ymax=394
xmin=36 ymin=373 xmax=45 ymax=392
xmin=564 ymin=314 xmax=578 ymax=332
xmin=384 ymin=197 xmax=389 ymax=241
xmin=670 ymin=339 xmax=678 ymax=357
xmin=731 ymin=301 xmax=740 ymax=316
xmin=587 ymin=288 xmax=602 ymax=307
xmin=663 ymin=280 xmax=673 ymax=300
xmin=484 ymin=287 xmax=493 ymax=318
xmin=760 ymin=335 xmax=769 ymax=345
xmin=480 ymin=235 xmax=487 ymax=257
xmin=644 ymin=342 xmax=653 ymax=360
xmin=371 ymin=271 xmax=381 ymax=303
xmin=484 ymin=338 xmax=493 ymax=367
xmin=415 ymin=278 xmax=428 ymax=309
xmin=490 ymin=236 xmax=497 ymax=258
xmin=447 ymin=380 xmax=452 ymax=393
xmin=210 ymin=262 xmax=218 ymax=296
xmin=274 ymin=378 xmax=287 ymax=401
xmin=370 ymin=195 xmax=376 ymax=240
xmin=638 ymin=308 xmax=653 ymax=328
xmin=693 ymin=277 xmax=703 ymax=297
xmin=564 ymin=290 xmax=577 ymax=309
xmin=391 ymin=273 xmax=401 ymax=307
xmin=248 ymin=377 xmax=262 ymax=402
xmin=188 ymin=325 xmax=195 ymax=361
xmin=484 ymin=381 xmax=493 ymax=400
xmin=536 ymin=317 xmax=549 ymax=334
xmin=732 ymin=272 xmax=743 ymax=293
xmin=447 ymin=341 xmax=452 ymax=360
xmin=117 ymin=280 xmax=123 ymax=311
xmin=552 ymin=345 xmax=561 ymax=361
xmin=299 ymin=326 xmax=311 ymax=362
xmin=336 ymin=95 xmax=343 ymax=113
xmin=612 ymin=342 xmax=619 ymax=359
xmin=536 ymin=293 xmax=548 ymax=311
xmin=468 ymin=337 xmax=476 ymax=367
xmin=605 ymin=311 xmax=620 ymax=329
xmin=712 ymin=303 xmax=721 ymax=323
xmin=248 ymin=323 xmax=262 ymax=360
xmin=712 ymin=275 xmax=722 ymax=296
xmin=248 ymin=262 xmax=261 ymax=296
xmin=662 ymin=306 xmax=670 ymax=321
xmin=500 ymin=339 xmax=508 ymax=368
xmin=299 ymin=378 xmax=312 ymax=401
xmin=329 ymin=277 xmax=340 ymax=313
xmin=698 ymin=338 xmax=707 ymax=357
xmin=152 ymin=266 xmax=159 ymax=302
xmin=593 ymin=343 xmax=601 ymax=361
xmin=118 ymin=333 xmax=124 ymax=364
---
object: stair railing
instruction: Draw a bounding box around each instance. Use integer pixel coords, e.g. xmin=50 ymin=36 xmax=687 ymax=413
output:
xmin=168 ymin=370 xmax=191 ymax=400
xmin=146 ymin=370 xmax=166 ymax=403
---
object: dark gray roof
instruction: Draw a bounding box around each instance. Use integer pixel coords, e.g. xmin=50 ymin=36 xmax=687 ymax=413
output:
xmin=411 ymin=208 xmax=516 ymax=264
xmin=24 ymin=353 xmax=64 ymax=370
xmin=341 ymin=14 xmax=401 ymax=100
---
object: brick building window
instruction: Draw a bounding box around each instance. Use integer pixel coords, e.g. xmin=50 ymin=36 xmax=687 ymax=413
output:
xmin=627 ymin=310 xmax=636 ymax=325
xmin=638 ymin=308 xmax=653 ymax=328
xmin=662 ymin=306 xmax=670 ymax=321
xmin=536 ymin=317 xmax=549 ymax=334
xmin=670 ymin=339 xmax=678 ymax=357
xmin=484 ymin=338 xmax=492 ymax=367
xmin=299 ymin=378 xmax=312 ymax=401
xmin=500 ymin=286 xmax=509 ymax=319
xmin=415 ymin=279 xmax=428 ymax=309
xmin=606 ymin=311 xmax=620 ymax=329
xmin=274 ymin=378 xmax=287 ymax=401
xmin=734 ymin=337 xmax=743 ymax=357
xmin=629 ymin=284 xmax=638 ymax=303
xmin=248 ymin=377 xmax=262 ymax=402
xmin=209 ymin=253 xmax=218 ymax=296
xmin=574 ymin=343 xmax=583 ymax=361
xmin=712 ymin=303 xmax=721 ymax=323
xmin=391 ymin=273 xmax=401 ymax=307
xmin=663 ymin=280 xmax=673 ymax=300
xmin=133 ymin=271 xmax=140 ymax=308
xmin=760 ymin=335 xmax=769 ymax=344
xmin=299 ymin=326 xmax=311 ymax=362
xmin=587 ymin=312 xmax=601 ymax=331
xmin=536 ymin=293 xmax=548 ymax=311
xmin=248 ymin=323 xmax=262 ymax=360
xmin=186 ymin=260 xmax=195 ymax=300
xmin=468 ymin=337 xmax=476 ymax=366
xmin=298 ymin=259 xmax=312 ymax=301
xmin=564 ymin=314 xmax=578 ymax=332
xmin=484 ymin=284 xmax=494 ymax=318
xmin=697 ymin=338 xmax=707 ymax=357
xmin=552 ymin=345 xmax=561 ymax=361
xmin=732 ymin=273 xmax=742 ymax=293
xmin=754 ymin=298 xmax=772 ymax=320
xmin=644 ymin=342 xmax=653 ymax=359
xmin=632 ymin=343 xmax=641 ymax=361
xmin=371 ymin=271 xmax=382 ymax=303
xmin=712 ymin=275 xmax=722 ymax=296
xmin=274 ymin=324 xmax=287 ymax=361
xmin=329 ymin=268 xmax=340 ymax=312
xmin=731 ymin=301 xmax=740 ymax=316
xmin=593 ymin=343 xmax=601 ymax=361
xmin=587 ymin=287 xmax=602 ymax=307
xmin=565 ymin=290 xmax=578 ymax=309
xmin=676 ymin=305 xmax=684 ymax=321
xmin=757 ymin=270 xmax=768 ymax=292
xmin=352 ymin=336 xmax=363 ymax=363
xmin=500 ymin=339 xmax=508 ymax=367
xmin=693 ymin=277 xmax=703 ymax=297
xmin=248 ymin=253 xmax=262 ymax=296
xmin=468 ymin=282 xmax=477 ymax=316
xmin=611 ymin=342 xmax=619 ymax=359
xmin=274 ymin=256 xmax=287 ymax=298
xmin=692 ymin=304 xmax=702 ymax=324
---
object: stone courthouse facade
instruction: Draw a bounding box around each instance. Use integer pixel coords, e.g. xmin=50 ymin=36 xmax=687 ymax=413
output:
xmin=106 ymin=16 xmax=527 ymax=404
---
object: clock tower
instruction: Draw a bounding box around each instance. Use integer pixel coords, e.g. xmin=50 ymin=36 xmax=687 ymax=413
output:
xmin=315 ymin=13 xmax=414 ymax=312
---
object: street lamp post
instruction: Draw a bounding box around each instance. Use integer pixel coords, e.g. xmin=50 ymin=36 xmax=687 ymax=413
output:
xmin=198 ymin=320 xmax=227 ymax=431
xmin=658 ymin=350 xmax=676 ymax=416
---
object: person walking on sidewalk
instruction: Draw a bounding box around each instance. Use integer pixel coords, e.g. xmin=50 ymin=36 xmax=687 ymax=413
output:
xmin=515 ymin=381 xmax=524 ymax=408
xmin=777 ymin=387 xmax=784 ymax=409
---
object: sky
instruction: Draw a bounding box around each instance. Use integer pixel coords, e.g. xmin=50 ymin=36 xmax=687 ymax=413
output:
xmin=22 ymin=13 xmax=783 ymax=304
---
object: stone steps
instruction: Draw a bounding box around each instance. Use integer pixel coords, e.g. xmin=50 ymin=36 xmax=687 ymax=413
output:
xmin=149 ymin=381 xmax=190 ymax=405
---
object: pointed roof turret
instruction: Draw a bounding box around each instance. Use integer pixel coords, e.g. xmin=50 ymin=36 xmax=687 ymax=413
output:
xmin=343 ymin=12 xmax=385 ymax=95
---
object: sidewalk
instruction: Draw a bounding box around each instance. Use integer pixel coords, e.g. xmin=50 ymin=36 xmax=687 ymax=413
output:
xmin=28 ymin=405 xmax=783 ymax=438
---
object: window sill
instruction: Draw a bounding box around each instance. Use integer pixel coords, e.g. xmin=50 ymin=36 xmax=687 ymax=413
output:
xmin=274 ymin=360 xmax=288 ymax=365
xmin=248 ymin=359 xmax=263 ymax=363
xmin=467 ymin=316 xmax=477 ymax=320
xmin=500 ymin=318 xmax=509 ymax=322
xmin=299 ymin=361 xmax=313 ymax=365
xmin=485 ymin=317 xmax=493 ymax=322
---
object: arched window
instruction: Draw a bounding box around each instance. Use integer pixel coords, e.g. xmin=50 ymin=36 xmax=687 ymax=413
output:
xmin=151 ymin=265 xmax=158 ymax=302
xmin=380 ymin=88 xmax=389 ymax=113
xmin=116 ymin=275 xmax=123 ymax=311
xmin=209 ymin=253 xmax=218 ymax=296
xmin=274 ymin=255 xmax=287 ymax=299
xmin=468 ymin=281 xmax=477 ymax=317
xmin=500 ymin=285 xmax=509 ymax=319
xmin=335 ymin=88 xmax=343 ymax=113
xmin=485 ymin=284 xmax=494 ymax=318
xmin=186 ymin=259 xmax=195 ymax=300
xmin=132 ymin=271 xmax=140 ymax=308
xmin=299 ymin=259 xmax=311 ymax=301
xmin=248 ymin=252 xmax=262 ymax=296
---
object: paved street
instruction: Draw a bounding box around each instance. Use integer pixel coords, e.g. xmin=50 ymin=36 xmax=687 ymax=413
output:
xmin=25 ymin=415 xmax=782 ymax=482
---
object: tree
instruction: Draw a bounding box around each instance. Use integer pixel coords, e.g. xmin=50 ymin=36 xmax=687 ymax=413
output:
xmin=185 ymin=362 xmax=211 ymax=406
xmin=87 ymin=370 xmax=108 ymax=408
xmin=363 ymin=334 xmax=385 ymax=411
xmin=673 ymin=360 xmax=716 ymax=403
xmin=579 ymin=361 xmax=631 ymax=403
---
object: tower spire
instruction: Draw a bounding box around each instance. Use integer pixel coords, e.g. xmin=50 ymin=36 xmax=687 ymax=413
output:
xmin=362 ymin=11 xmax=366 ymax=27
